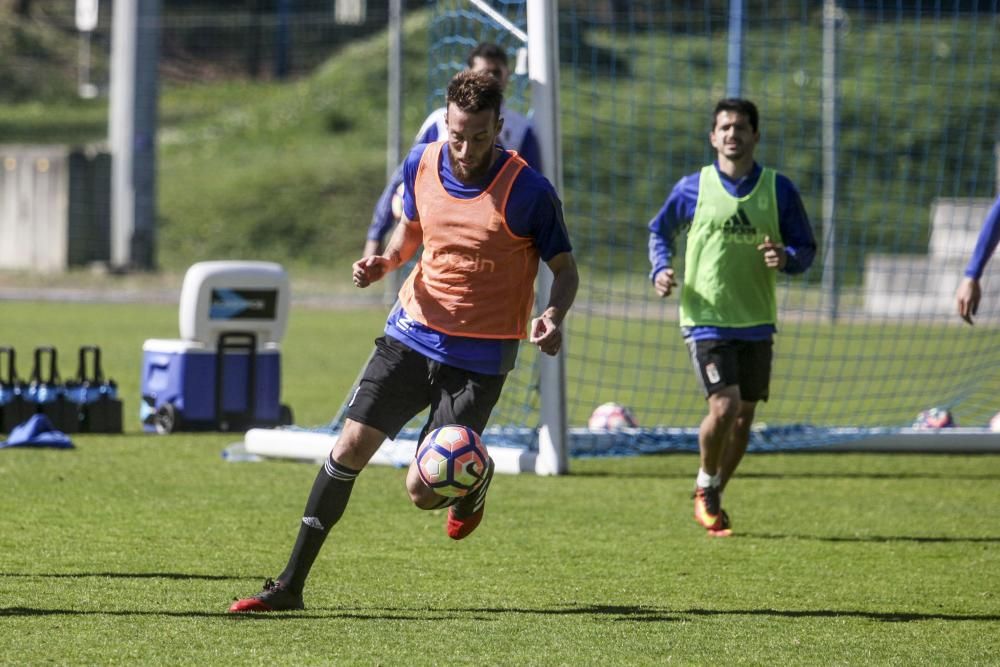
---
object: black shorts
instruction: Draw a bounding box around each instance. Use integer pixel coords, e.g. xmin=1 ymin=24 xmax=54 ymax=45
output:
xmin=345 ymin=336 xmax=507 ymax=442
xmin=686 ymin=338 xmax=773 ymax=402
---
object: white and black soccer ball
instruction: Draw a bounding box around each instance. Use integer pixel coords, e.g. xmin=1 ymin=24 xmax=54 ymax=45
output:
xmin=416 ymin=424 xmax=489 ymax=497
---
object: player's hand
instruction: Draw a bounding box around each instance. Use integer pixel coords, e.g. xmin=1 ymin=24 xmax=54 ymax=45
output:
xmin=352 ymin=255 xmax=390 ymax=288
xmin=955 ymin=276 xmax=981 ymax=325
xmin=529 ymin=313 xmax=562 ymax=356
xmin=757 ymin=235 xmax=787 ymax=269
xmin=653 ymin=268 xmax=676 ymax=298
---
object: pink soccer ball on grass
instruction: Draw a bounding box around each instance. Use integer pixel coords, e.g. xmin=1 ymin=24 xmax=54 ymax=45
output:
xmin=912 ymin=407 xmax=955 ymax=429
xmin=989 ymin=411 xmax=1000 ymax=432
xmin=587 ymin=402 xmax=639 ymax=431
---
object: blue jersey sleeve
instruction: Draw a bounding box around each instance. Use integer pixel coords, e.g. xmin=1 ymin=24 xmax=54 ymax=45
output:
xmin=775 ymin=174 xmax=817 ymax=275
xmin=367 ymin=164 xmax=404 ymax=242
xmin=419 ymin=124 xmax=441 ymax=144
xmin=964 ymin=195 xmax=1000 ymax=279
xmin=366 ymin=111 xmax=445 ymax=244
xmin=517 ymin=127 xmax=542 ymax=172
xmin=647 ymin=172 xmax=700 ymax=281
xmin=504 ymin=168 xmax=572 ymax=262
xmin=399 ymin=143 xmax=426 ymax=222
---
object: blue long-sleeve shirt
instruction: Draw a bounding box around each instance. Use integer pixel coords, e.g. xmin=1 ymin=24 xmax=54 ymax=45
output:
xmin=647 ymin=162 xmax=817 ymax=341
xmin=963 ymin=195 xmax=1000 ymax=279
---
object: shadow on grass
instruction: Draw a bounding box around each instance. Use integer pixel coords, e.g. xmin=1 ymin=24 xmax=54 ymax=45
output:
xmin=0 ymin=607 xmax=326 ymax=620
xmin=736 ymin=471 xmax=1000 ymax=481
xmin=0 ymin=572 xmax=257 ymax=581
xmin=740 ymin=533 xmax=1000 ymax=544
xmin=569 ymin=471 xmax=692 ymax=480
xmin=571 ymin=470 xmax=1000 ymax=481
xmin=676 ymin=608 xmax=1000 ymax=623
xmin=2 ymin=602 xmax=997 ymax=623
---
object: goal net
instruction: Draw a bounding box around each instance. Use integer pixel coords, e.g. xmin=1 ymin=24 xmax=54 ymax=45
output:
xmin=248 ymin=1 xmax=1000 ymax=467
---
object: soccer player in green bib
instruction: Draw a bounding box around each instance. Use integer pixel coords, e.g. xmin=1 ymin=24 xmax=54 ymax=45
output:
xmin=647 ymin=98 xmax=816 ymax=536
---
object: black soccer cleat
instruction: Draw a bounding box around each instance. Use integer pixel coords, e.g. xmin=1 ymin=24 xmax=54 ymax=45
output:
xmin=228 ymin=578 xmax=304 ymax=613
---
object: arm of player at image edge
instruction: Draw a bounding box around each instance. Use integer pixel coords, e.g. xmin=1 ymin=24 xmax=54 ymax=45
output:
xmin=363 ymin=116 xmax=443 ymax=256
xmin=956 ymin=195 xmax=1000 ymax=325
xmin=647 ymin=224 xmax=677 ymax=298
xmin=651 ymin=266 xmax=677 ymax=298
xmin=645 ymin=174 xmax=697 ymax=298
xmin=530 ymin=252 xmax=579 ymax=356
xmin=768 ymin=177 xmax=817 ymax=275
xmin=353 ymin=213 xmax=422 ymax=288
xmin=363 ymin=164 xmax=405 ymax=257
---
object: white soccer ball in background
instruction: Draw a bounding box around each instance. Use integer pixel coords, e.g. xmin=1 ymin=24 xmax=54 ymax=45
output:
xmin=588 ymin=402 xmax=638 ymax=430
xmin=989 ymin=411 xmax=1000 ymax=432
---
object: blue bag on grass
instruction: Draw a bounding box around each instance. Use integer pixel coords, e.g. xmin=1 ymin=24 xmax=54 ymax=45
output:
xmin=0 ymin=414 xmax=74 ymax=450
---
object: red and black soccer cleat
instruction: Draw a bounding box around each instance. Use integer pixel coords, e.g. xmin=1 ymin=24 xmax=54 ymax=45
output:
xmin=446 ymin=457 xmax=494 ymax=540
xmin=228 ymin=578 xmax=304 ymax=613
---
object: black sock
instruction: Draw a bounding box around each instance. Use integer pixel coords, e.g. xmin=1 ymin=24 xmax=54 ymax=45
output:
xmin=277 ymin=456 xmax=360 ymax=595
xmin=427 ymin=495 xmax=459 ymax=510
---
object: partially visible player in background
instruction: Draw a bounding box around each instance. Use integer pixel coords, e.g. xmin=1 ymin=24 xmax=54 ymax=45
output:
xmin=229 ymin=70 xmax=577 ymax=613
xmin=647 ymin=98 xmax=816 ymax=537
xmin=363 ymin=41 xmax=542 ymax=256
xmin=955 ymin=195 xmax=1000 ymax=325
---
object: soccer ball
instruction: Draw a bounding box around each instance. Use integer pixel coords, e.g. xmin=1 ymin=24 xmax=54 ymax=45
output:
xmin=390 ymin=182 xmax=405 ymax=221
xmin=912 ymin=407 xmax=955 ymax=429
xmin=588 ymin=402 xmax=638 ymax=430
xmin=415 ymin=425 xmax=489 ymax=497
xmin=989 ymin=411 xmax=1000 ymax=432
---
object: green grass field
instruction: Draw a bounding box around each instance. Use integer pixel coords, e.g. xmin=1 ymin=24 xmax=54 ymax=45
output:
xmin=2 ymin=435 xmax=998 ymax=664
xmin=2 ymin=299 xmax=999 ymax=664
xmin=4 ymin=6 xmax=999 ymax=661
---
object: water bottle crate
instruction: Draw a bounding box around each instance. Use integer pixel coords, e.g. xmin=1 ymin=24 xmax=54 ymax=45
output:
xmin=0 ymin=345 xmax=123 ymax=434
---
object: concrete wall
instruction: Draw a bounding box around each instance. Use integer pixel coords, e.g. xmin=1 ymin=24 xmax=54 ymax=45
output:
xmin=0 ymin=145 xmax=110 ymax=272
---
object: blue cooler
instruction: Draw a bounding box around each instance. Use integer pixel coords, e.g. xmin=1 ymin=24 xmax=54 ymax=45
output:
xmin=141 ymin=261 xmax=293 ymax=433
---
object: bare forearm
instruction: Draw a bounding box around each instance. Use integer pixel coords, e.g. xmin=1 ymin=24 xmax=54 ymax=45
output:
xmin=381 ymin=220 xmax=422 ymax=272
xmin=542 ymin=256 xmax=579 ymax=327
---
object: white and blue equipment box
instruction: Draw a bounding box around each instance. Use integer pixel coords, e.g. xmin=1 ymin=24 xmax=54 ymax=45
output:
xmin=140 ymin=261 xmax=293 ymax=433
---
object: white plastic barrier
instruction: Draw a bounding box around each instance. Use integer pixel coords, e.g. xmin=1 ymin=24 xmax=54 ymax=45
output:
xmin=243 ymin=427 xmax=541 ymax=474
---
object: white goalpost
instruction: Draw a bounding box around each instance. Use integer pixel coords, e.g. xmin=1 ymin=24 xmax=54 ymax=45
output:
xmin=524 ymin=0 xmax=567 ymax=475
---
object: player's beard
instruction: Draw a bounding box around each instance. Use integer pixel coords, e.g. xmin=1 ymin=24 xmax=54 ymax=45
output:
xmin=452 ymin=150 xmax=494 ymax=184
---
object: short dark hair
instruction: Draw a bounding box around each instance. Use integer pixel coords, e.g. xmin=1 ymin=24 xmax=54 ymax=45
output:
xmin=713 ymin=98 xmax=759 ymax=133
xmin=466 ymin=42 xmax=509 ymax=67
xmin=447 ymin=70 xmax=504 ymax=118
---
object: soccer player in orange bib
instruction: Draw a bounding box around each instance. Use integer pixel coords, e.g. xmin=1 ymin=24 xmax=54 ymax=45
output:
xmin=230 ymin=70 xmax=578 ymax=612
